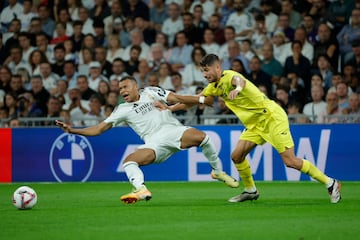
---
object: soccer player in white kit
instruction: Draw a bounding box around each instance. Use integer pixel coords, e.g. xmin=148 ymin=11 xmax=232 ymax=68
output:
xmin=56 ymin=76 xmax=238 ymax=204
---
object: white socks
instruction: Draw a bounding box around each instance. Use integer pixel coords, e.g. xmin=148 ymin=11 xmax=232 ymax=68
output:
xmin=199 ymin=135 xmax=223 ymax=174
xmin=123 ymin=161 xmax=145 ymax=190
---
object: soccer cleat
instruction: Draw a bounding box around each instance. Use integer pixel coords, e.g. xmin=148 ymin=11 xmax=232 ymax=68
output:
xmin=120 ymin=186 xmax=152 ymax=204
xmin=211 ymin=170 xmax=239 ymax=188
xmin=328 ymin=179 xmax=341 ymax=203
xmin=228 ymin=190 xmax=260 ymax=202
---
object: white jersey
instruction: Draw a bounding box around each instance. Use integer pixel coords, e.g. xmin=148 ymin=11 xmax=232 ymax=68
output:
xmin=104 ymin=87 xmax=183 ymax=141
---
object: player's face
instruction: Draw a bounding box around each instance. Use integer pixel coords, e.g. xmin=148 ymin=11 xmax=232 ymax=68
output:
xmin=119 ymin=79 xmax=139 ymax=102
xmin=201 ymin=63 xmax=220 ymax=83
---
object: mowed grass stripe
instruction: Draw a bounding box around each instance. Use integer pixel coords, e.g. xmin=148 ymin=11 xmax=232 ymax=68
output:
xmin=0 ymin=182 xmax=359 ymax=240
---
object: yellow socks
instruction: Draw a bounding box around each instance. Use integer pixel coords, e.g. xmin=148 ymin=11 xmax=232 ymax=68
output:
xmin=301 ymin=160 xmax=331 ymax=185
xmin=235 ymin=159 xmax=256 ymax=192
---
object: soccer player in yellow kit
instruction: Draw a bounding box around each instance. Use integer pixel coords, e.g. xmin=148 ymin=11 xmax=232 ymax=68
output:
xmin=167 ymin=54 xmax=341 ymax=203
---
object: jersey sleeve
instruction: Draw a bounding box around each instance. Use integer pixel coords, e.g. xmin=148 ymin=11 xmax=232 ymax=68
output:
xmin=144 ymin=87 xmax=171 ymax=103
xmin=103 ymin=105 xmax=126 ymax=127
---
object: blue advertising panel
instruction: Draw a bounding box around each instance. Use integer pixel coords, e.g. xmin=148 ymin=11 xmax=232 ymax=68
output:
xmin=11 ymin=124 xmax=360 ymax=182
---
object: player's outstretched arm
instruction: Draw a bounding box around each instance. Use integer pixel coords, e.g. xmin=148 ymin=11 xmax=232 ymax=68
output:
xmin=167 ymin=92 xmax=214 ymax=106
xmin=55 ymin=120 xmax=113 ymax=136
xmin=229 ymin=75 xmax=246 ymax=100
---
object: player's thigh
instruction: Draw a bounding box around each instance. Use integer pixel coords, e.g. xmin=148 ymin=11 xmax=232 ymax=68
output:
xmin=180 ymin=127 xmax=206 ymax=148
xmin=124 ymin=148 xmax=156 ymax=166
xmin=232 ymin=129 xmax=261 ymax=162
xmin=265 ymin=110 xmax=294 ymax=153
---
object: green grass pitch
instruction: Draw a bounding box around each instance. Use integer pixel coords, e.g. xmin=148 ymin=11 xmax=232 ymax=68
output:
xmin=1 ymin=181 xmax=359 ymax=240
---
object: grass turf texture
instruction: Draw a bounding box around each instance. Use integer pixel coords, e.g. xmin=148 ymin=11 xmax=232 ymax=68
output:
xmin=1 ymin=182 xmax=359 ymax=240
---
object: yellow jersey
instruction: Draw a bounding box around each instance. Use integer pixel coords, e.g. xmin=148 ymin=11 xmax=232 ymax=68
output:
xmin=202 ymin=70 xmax=280 ymax=129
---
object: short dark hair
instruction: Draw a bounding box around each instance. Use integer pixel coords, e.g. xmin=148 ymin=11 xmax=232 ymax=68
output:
xmin=199 ymin=54 xmax=220 ymax=67
xmin=120 ymin=76 xmax=137 ymax=83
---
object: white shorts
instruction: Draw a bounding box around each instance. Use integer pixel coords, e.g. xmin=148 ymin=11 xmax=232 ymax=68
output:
xmin=138 ymin=125 xmax=191 ymax=163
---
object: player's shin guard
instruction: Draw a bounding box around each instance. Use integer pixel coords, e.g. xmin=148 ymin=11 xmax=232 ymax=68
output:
xmin=235 ymin=159 xmax=256 ymax=192
xmin=200 ymin=135 xmax=223 ymax=174
xmin=301 ymin=159 xmax=331 ymax=185
xmin=123 ymin=161 xmax=145 ymax=190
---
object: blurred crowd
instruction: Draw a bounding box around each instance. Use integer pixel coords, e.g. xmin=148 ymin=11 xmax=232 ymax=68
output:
xmin=0 ymin=0 xmax=359 ymax=127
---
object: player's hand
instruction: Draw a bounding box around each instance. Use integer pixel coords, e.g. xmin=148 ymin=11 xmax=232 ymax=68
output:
xmin=55 ymin=120 xmax=71 ymax=133
xmin=229 ymin=89 xmax=240 ymax=100
xmin=153 ymin=101 xmax=169 ymax=111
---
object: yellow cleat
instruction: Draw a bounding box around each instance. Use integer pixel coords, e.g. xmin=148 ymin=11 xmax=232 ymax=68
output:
xmin=211 ymin=170 xmax=239 ymax=188
xmin=120 ymin=186 xmax=152 ymax=204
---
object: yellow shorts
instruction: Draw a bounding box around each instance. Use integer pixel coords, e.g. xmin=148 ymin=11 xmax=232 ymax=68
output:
xmin=240 ymin=107 xmax=294 ymax=153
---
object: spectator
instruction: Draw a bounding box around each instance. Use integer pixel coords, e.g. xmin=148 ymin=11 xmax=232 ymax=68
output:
xmin=226 ymin=0 xmax=254 ymax=41
xmin=51 ymin=79 xmax=69 ymax=104
xmin=3 ymin=18 xmax=22 ymax=50
xmin=92 ymin=19 xmax=107 ymax=47
xmin=4 ymin=92 xmax=18 ymax=119
xmin=344 ymin=39 xmax=360 ymax=80
xmin=109 ymin=58 xmax=128 ymax=82
xmin=168 ymin=31 xmax=194 ymax=72
xmin=43 ymin=95 xmax=62 ymax=125
xmin=51 ymin=44 xmax=66 ymax=77
xmin=275 ymin=84 xmax=290 ymax=112
xmin=18 ymin=32 xmax=35 ymax=64
xmin=303 ymin=84 xmax=327 ymax=123
xmin=161 ymin=2 xmax=184 ymax=47
xmin=191 ymin=4 xmax=209 ymax=34
xmin=122 ymin=29 xmax=150 ymax=61
xmin=134 ymin=16 xmax=156 ymax=46
xmin=274 ymin=13 xmax=294 ymax=43
xmin=0 ymin=106 xmax=9 ymax=127
xmin=221 ymin=40 xmax=250 ymax=74
xmin=0 ymin=0 xmax=23 ymax=30
xmin=61 ymin=60 xmax=79 ymax=89
xmin=201 ymin=28 xmax=220 ymax=55
xmin=190 ymin=0 xmax=215 ymax=23
xmin=29 ymin=75 xmax=50 ymax=113
xmin=94 ymin=46 xmax=113 ymax=79
xmin=312 ymin=54 xmax=334 ymax=91
xmin=90 ymin=0 xmax=111 ymax=20
xmin=337 ymin=8 xmax=360 ymax=59
xmin=69 ymin=20 xmax=84 ymax=53
xmin=28 ymin=49 xmax=49 ymax=76
xmin=123 ymin=0 xmax=150 ymax=21
xmin=0 ymin=33 xmax=9 ymax=66
xmin=147 ymin=71 xmax=160 ymax=87
xmin=106 ymin=90 xmax=120 ymax=107
xmin=327 ymin=72 xmax=353 ymax=96
xmin=5 ymin=45 xmax=32 ymax=74
xmin=280 ymin=0 xmax=302 ymax=29
xmin=78 ymin=34 xmax=97 ymax=65
xmin=283 ymin=40 xmax=312 ymax=92
xmin=317 ymin=92 xmax=342 ymax=124
xmin=40 ymin=62 xmax=59 ymax=93
xmin=103 ymin=0 xmax=125 ymax=36
xmin=35 ymin=32 xmax=54 ymax=63
xmin=88 ymin=61 xmax=108 ymax=91
xmin=250 ymin=14 xmax=269 ymax=56
xmin=9 ymin=74 xmax=26 ymax=96
xmin=78 ymin=6 xmax=95 ymax=35
xmin=287 ymin=100 xmax=309 ymax=124
xmin=271 ymin=29 xmax=287 ymax=65
xmin=106 ymin=34 xmax=124 ymax=63
xmin=62 ymin=86 xmax=89 ymax=126
xmin=286 ymin=72 xmax=307 ymax=107
xmin=336 ymin=82 xmax=350 ymax=110
xmin=154 ymin=32 xmax=171 ymax=60
xmin=208 ymin=14 xmax=225 ymax=45
xmin=302 ymin=14 xmax=317 ymax=45
xmin=181 ymin=46 xmax=207 ymax=88
xmin=28 ymin=17 xmax=46 ymax=46
xmin=149 ymin=0 xmax=169 ymax=32
xmin=17 ymin=67 xmax=31 ymax=91
xmin=259 ymin=0 xmax=278 ymax=34
xmin=231 ymin=58 xmax=248 ymax=77
xmin=261 ymin=42 xmax=283 ymax=89
xmin=157 ymin=62 xmax=173 ymax=90
xmin=38 ymin=4 xmax=56 ymax=38
xmin=124 ymin=45 xmax=141 ymax=76
xmin=182 ymin=11 xmax=203 ymax=46
xmin=342 ymin=93 xmax=360 ymax=123
xmin=218 ymin=0 xmax=235 ymax=27
xmin=343 ymin=63 xmax=359 ymax=92
xmin=313 ymin=23 xmax=339 ymax=71
xmin=240 ymin=38 xmax=256 ymax=62
xmin=68 ymin=0 xmax=82 ymax=21
xmin=147 ymin=43 xmax=167 ymax=72
xmin=0 ymin=66 xmax=13 ymax=93
xmin=133 ymin=59 xmax=151 ymax=89
xmin=308 ymin=0 xmax=335 ymax=28
xmin=53 ymin=8 xmax=74 ymax=38
xmin=82 ymin=93 xmax=106 ymax=126
xmin=248 ymin=55 xmax=273 ymax=97
xmin=77 ymin=75 xmax=97 ymax=101
xmin=218 ymin=26 xmax=236 ymax=60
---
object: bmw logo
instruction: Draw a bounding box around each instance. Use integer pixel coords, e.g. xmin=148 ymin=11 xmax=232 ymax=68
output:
xmin=49 ymin=133 xmax=94 ymax=182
